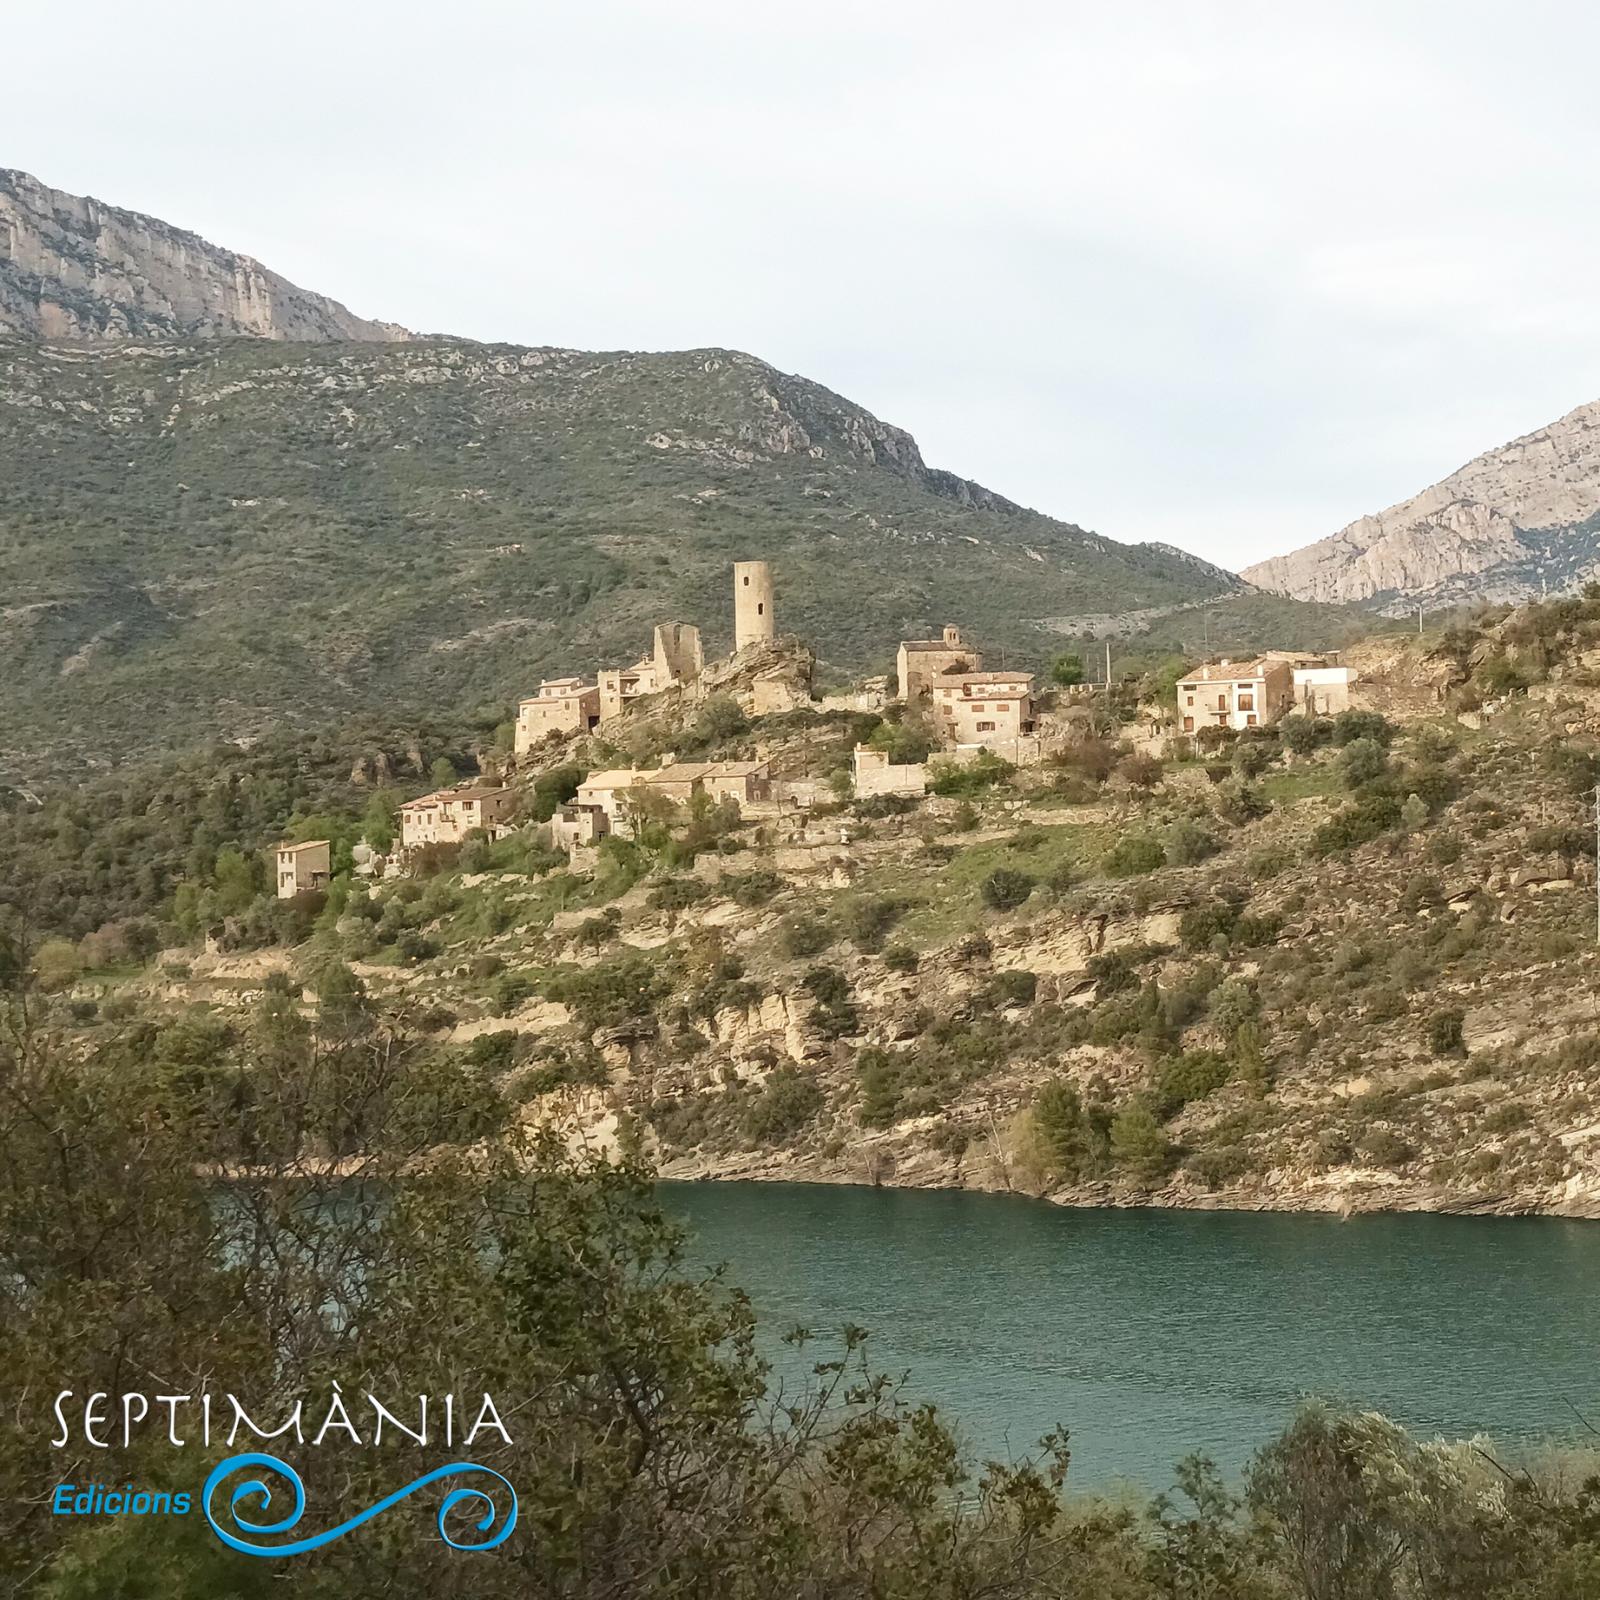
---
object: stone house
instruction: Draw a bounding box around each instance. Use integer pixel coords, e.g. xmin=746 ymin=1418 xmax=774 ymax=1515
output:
xmin=515 ymin=678 xmax=600 ymax=751
xmin=550 ymin=802 xmax=610 ymax=855
xmin=930 ymin=669 xmax=1037 ymax=749
xmin=852 ymin=745 xmax=927 ymax=798
xmin=275 ymin=839 xmax=331 ymax=899
xmin=1292 ymin=664 xmax=1356 ymax=716
xmin=597 ymin=662 xmax=655 ymax=723
xmin=598 ymin=623 xmax=704 ymax=721
xmin=646 ymin=759 xmax=770 ymax=808
xmin=398 ymin=784 xmax=518 ymax=848
xmin=897 ymin=624 xmax=982 ymax=703
xmin=1176 ymin=658 xmax=1294 ymax=732
xmin=574 ymin=761 xmax=769 ymax=831
xmin=574 ymin=769 xmax=650 ymax=826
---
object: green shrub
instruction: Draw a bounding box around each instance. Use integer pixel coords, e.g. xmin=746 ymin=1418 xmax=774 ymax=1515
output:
xmin=1312 ymin=790 xmax=1403 ymax=855
xmin=844 ymin=895 xmax=908 ymax=952
xmin=1207 ymin=976 xmax=1259 ymax=1034
xmin=1333 ymin=709 xmax=1393 ymax=747
xmin=854 ymin=792 xmax=919 ymax=819
xmin=574 ymin=909 xmax=623 ymax=951
xmin=722 ymin=869 xmax=786 ymax=906
xmin=1027 ymin=1079 xmax=1111 ymax=1183
xmin=988 ymin=969 xmax=1038 ymax=1008
xmin=1428 ymin=831 xmax=1463 ymax=865
xmin=1279 ymin=714 xmax=1331 ymax=754
xmin=1104 ymin=835 xmax=1165 ymax=877
xmin=648 ymin=877 xmax=710 ymax=913
xmin=1428 ymin=1007 xmax=1466 ymax=1057
xmin=1153 ymin=1050 xmax=1231 ymax=1118
xmin=857 ymin=1047 xmax=901 ymax=1128
xmin=530 ymin=764 xmax=585 ymax=821
xmin=1110 ymin=1098 xmax=1173 ymax=1182
xmin=1088 ymin=949 xmax=1139 ymax=998
xmin=546 ymin=950 xmax=671 ymax=1032
xmin=1312 ymin=1128 xmax=1354 ymax=1168
xmin=802 ymin=965 xmax=859 ymax=1038
xmin=1164 ymin=818 xmax=1219 ymax=866
xmin=1359 ymin=1127 xmax=1414 ymax=1168
xmin=867 ymin=715 xmax=934 ymax=764
xmin=1337 ymin=737 xmax=1390 ymax=790
xmin=881 ymin=943 xmax=919 ymax=974
xmin=780 ymin=913 xmax=834 ymax=958
xmin=1185 ymin=1143 xmax=1253 ymax=1190
xmin=742 ymin=1066 xmax=824 ymax=1144
xmin=980 ymin=868 xmax=1034 ymax=912
xmin=930 ymin=753 xmax=1013 ymax=796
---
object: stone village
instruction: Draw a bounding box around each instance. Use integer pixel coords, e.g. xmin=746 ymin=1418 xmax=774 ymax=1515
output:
xmin=275 ymin=560 xmax=1356 ymax=896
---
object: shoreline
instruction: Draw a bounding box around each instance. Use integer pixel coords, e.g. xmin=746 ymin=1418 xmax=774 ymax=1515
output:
xmin=653 ymin=1153 xmax=1600 ymax=1221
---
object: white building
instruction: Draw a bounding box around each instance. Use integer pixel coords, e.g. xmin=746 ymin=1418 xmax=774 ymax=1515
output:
xmin=275 ymin=840 xmax=331 ymax=899
xmin=852 ymin=745 xmax=927 ymax=798
xmin=1292 ymin=664 xmax=1356 ymax=716
xmin=398 ymin=785 xmax=518 ymax=849
xmin=1176 ymin=658 xmax=1295 ymax=733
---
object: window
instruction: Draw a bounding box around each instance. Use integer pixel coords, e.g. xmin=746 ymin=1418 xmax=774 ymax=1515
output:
xmin=971 ymin=702 xmax=986 ymax=711
xmin=1182 ymin=716 xmax=1194 ymax=732
xmin=1238 ymin=693 xmax=1254 ymax=711
xmin=757 ymin=603 xmax=764 ymax=615
xmin=1246 ymin=714 xmax=1257 ymax=726
xmin=1185 ymin=695 xmax=1194 ymax=706
xmin=742 ymin=575 xmax=749 ymax=586
xmin=976 ymin=720 xmax=996 ymax=732
xmin=1216 ymin=695 xmax=1227 ymax=711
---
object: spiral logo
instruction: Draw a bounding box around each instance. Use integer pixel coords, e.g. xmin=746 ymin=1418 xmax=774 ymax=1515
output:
xmin=203 ymin=1452 xmax=517 ymax=1555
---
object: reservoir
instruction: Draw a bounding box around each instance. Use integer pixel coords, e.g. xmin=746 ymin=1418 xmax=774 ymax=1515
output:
xmin=664 ymin=1181 xmax=1600 ymax=1490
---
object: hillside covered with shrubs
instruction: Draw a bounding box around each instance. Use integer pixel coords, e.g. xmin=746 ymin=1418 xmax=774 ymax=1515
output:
xmin=7 ymin=595 xmax=1600 ymax=1217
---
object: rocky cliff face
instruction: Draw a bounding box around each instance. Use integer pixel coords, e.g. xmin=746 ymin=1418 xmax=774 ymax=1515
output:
xmin=1243 ymin=399 xmax=1600 ymax=612
xmin=0 ymin=169 xmax=408 ymax=343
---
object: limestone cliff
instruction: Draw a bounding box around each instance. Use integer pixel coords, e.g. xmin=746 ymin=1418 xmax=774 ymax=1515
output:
xmin=0 ymin=168 xmax=408 ymax=343
xmin=1243 ymin=398 xmax=1600 ymax=613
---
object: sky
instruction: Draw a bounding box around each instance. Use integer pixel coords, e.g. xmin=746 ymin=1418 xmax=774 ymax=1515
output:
xmin=9 ymin=0 xmax=1600 ymax=572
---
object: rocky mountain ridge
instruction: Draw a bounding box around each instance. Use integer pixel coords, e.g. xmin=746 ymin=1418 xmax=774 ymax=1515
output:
xmin=0 ymin=168 xmax=408 ymax=342
xmin=1243 ymin=398 xmax=1600 ymax=613
xmin=0 ymin=336 xmax=1243 ymax=781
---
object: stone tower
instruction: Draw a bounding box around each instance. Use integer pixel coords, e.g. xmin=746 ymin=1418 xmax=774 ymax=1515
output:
xmin=733 ymin=560 xmax=775 ymax=652
xmin=651 ymin=622 xmax=703 ymax=686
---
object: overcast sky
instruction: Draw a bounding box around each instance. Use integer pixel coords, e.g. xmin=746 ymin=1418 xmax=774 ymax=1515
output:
xmin=10 ymin=0 xmax=1600 ymax=571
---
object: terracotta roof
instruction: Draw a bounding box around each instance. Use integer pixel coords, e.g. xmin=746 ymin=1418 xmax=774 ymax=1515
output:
xmin=1180 ymin=659 xmax=1272 ymax=683
xmin=277 ymin=839 xmax=329 ymax=853
xmin=399 ymin=785 xmax=509 ymax=809
xmin=644 ymin=760 xmax=766 ymax=783
xmin=900 ymin=639 xmax=972 ymax=653
xmin=577 ymin=769 xmax=646 ymax=790
xmin=520 ymin=681 xmax=594 ymax=704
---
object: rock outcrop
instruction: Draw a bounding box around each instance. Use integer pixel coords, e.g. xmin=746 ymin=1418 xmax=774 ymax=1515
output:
xmin=0 ymin=168 xmax=409 ymax=343
xmin=1243 ymin=398 xmax=1600 ymax=612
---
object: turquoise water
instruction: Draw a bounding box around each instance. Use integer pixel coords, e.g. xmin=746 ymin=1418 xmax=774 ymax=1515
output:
xmin=663 ymin=1182 xmax=1600 ymax=1490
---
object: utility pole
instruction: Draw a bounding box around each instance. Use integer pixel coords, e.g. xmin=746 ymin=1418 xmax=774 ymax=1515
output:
xmin=1417 ymin=603 xmax=1424 ymax=638
xmin=1594 ymin=784 xmax=1599 ymax=948
xmin=1104 ymin=639 xmax=1113 ymax=733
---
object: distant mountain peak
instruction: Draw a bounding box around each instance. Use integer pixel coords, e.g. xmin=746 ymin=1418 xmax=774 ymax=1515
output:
xmin=1243 ymin=398 xmax=1600 ymax=613
xmin=0 ymin=168 xmax=409 ymax=343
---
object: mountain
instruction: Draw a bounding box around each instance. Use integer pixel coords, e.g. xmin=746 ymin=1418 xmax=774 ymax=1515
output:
xmin=1242 ymin=398 xmax=1600 ymax=613
xmin=0 ymin=334 xmax=1243 ymax=780
xmin=0 ymin=168 xmax=409 ymax=342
